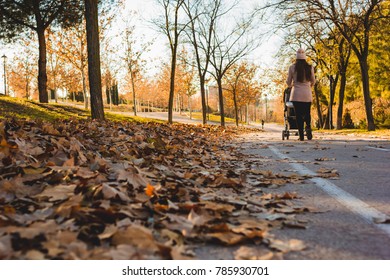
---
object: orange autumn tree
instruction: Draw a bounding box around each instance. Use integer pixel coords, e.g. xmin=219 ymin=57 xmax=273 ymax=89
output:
xmin=155 ymin=64 xmax=172 ymax=110
xmin=8 ymin=35 xmax=38 ymax=99
xmin=224 ymin=61 xmax=261 ymax=126
xmin=176 ymin=48 xmax=197 ymax=116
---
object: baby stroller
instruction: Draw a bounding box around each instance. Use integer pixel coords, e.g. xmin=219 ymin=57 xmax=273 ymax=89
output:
xmin=282 ymin=88 xmax=298 ymax=140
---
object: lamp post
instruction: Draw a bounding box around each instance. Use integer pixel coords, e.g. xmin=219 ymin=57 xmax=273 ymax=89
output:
xmin=2 ymin=54 xmax=6 ymax=96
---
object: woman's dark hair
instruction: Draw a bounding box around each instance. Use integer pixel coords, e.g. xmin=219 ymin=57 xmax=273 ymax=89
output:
xmin=295 ymin=59 xmax=312 ymax=82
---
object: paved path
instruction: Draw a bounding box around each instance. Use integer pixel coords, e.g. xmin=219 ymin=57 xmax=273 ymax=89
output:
xmin=132 ymin=112 xmax=390 ymax=259
xmin=237 ymin=126 xmax=390 ymax=259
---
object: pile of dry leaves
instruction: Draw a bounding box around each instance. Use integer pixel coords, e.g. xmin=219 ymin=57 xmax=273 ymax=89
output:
xmin=0 ymin=118 xmax=309 ymax=260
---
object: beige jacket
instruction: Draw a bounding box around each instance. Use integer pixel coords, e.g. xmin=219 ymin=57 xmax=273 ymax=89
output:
xmin=286 ymin=64 xmax=316 ymax=102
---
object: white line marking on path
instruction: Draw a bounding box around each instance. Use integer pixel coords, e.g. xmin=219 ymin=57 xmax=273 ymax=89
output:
xmin=268 ymin=145 xmax=390 ymax=238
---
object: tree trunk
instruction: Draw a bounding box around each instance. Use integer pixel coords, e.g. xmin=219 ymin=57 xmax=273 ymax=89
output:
xmin=130 ymin=67 xmax=137 ymax=116
xmin=37 ymin=27 xmax=48 ymax=103
xmin=359 ymin=58 xmax=375 ymax=131
xmin=25 ymin=72 xmax=30 ymax=99
xmin=200 ymin=82 xmax=207 ymax=124
xmin=217 ymin=78 xmax=225 ymax=127
xmin=233 ymin=90 xmax=239 ymax=126
xmin=188 ymin=93 xmax=192 ymax=119
xmin=328 ymin=74 xmax=338 ymax=129
xmin=336 ymin=71 xmax=347 ymax=129
xmin=314 ymin=83 xmax=323 ymax=129
xmin=246 ymin=103 xmax=250 ymax=125
xmin=81 ymin=68 xmax=88 ymax=109
xmin=85 ymin=0 xmax=104 ymax=120
xmin=80 ymin=37 xmax=89 ymax=110
xmin=168 ymin=48 xmax=177 ymax=124
xmin=328 ymin=76 xmax=333 ymax=129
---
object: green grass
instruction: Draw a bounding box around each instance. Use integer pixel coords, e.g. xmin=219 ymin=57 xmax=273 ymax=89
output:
xmin=0 ymin=96 xmax=158 ymax=124
xmin=190 ymin=112 xmax=238 ymax=123
xmin=105 ymin=111 xmax=165 ymax=124
xmin=0 ymin=96 xmax=89 ymax=121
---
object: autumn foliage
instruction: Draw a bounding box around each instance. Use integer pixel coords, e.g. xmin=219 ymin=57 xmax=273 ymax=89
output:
xmin=0 ymin=115 xmax=312 ymax=259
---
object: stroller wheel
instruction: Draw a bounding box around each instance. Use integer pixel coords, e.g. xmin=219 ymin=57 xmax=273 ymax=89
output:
xmin=282 ymin=131 xmax=285 ymax=140
xmin=286 ymin=131 xmax=290 ymax=140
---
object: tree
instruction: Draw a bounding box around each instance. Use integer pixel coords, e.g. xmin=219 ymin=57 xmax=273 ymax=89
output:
xmin=209 ymin=3 xmax=259 ymax=126
xmin=277 ymin=0 xmax=389 ymax=130
xmin=177 ymin=49 xmax=197 ymax=118
xmin=121 ymin=17 xmax=151 ymax=116
xmin=183 ymin=0 xmax=221 ymax=124
xmin=85 ymin=0 xmax=104 ymax=120
xmin=224 ymin=61 xmax=260 ymax=126
xmin=8 ymin=34 xmax=38 ymax=99
xmin=0 ymin=0 xmax=82 ymax=103
xmin=154 ymin=0 xmax=187 ymax=124
xmin=56 ymin=22 xmax=89 ymax=109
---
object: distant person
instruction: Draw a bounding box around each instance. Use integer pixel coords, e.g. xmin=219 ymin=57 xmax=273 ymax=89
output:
xmin=286 ymin=48 xmax=316 ymax=141
xmin=261 ymin=119 xmax=264 ymax=129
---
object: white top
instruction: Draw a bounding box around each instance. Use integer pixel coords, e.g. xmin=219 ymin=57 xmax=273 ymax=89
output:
xmin=286 ymin=64 xmax=316 ymax=102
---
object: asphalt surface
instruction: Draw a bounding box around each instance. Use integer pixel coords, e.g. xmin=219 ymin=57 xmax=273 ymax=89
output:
xmin=237 ymin=124 xmax=390 ymax=259
xmin=129 ymin=112 xmax=390 ymax=259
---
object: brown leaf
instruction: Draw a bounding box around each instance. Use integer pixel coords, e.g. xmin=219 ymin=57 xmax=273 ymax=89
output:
xmin=111 ymin=224 xmax=161 ymax=257
xmin=160 ymin=229 xmax=184 ymax=247
xmin=165 ymin=214 xmax=194 ymax=237
xmin=283 ymin=220 xmax=308 ymax=229
xmin=98 ymin=224 xmax=118 ymax=240
xmin=169 ymin=245 xmax=195 ymax=260
xmin=0 ymin=235 xmax=13 ymax=259
xmin=373 ymin=216 xmax=390 ymax=224
xmin=187 ymin=209 xmax=207 ymax=226
xmin=101 ymin=183 xmax=129 ymax=201
xmin=117 ymin=167 xmax=149 ymax=188
xmin=200 ymin=201 xmax=235 ymax=212
xmin=25 ymin=250 xmax=45 ymax=260
xmin=35 ymin=184 xmax=77 ymax=202
xmin=269 ymin=239 xmax=306 ymax=253
xmin=42 ymin=239 xmax=64 ymax=258
xmin=42 ymin=123 xmax=61 ymax=135
xmin=234 ymin=246 xmax=274 ymax=260
xmin=75 ymin=168 xmax=98 ymax=180
xmin=105 ymin=244 xmax=138 ymax=260
xmin=207 ymin=232 xmax=246 ymax=245
xmin=55 ymin=194 xmax=83 ymax=218
xmin=317 ymin=168 xmax=339 ymax=178
xmin=3 ymin=220 xmax=57 ymax=239
xmin=315 ymin=157 xmax=336 ymax=161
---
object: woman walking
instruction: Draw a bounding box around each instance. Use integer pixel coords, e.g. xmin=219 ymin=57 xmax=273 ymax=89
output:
xmin=286 ymin=48 xmax=316 ymax=141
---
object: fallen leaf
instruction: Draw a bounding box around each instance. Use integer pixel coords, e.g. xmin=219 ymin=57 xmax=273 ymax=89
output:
xmin=207 ymin=232 xmax=246 ymax=245
xmin=111 ymin=224 xmax=161 ymax=258
xmin=35 ymin=184 xmax=77 ymax=202
xmin=145 ymin=184 xmax=155 ymax=197
xmin=25 ymin=250 xmax=45 ymax=260
xmin=373 ymin=216 xmax=390 ymax=224
xmin=234 ymin=246 xmax=274 ymax=260
xmin=98 ymin=224 xmax=118 ymax=239
xmin=315 ymin=157 xmax=336 ymax=161
xmin=269 ymin=239 xmax=306 ymax=253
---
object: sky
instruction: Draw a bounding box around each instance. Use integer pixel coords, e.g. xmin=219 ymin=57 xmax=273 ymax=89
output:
xmin=120 ymin=0 xmax=283 ymax=69
xmin=118 ymin=0 xmax=284 ymax=97
xmin=0 ymin=0 xmax=284 ymax=96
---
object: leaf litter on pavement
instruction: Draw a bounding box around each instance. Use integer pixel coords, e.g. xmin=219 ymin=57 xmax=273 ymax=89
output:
xmin=0 ymin=118 xmax=315 ymax=260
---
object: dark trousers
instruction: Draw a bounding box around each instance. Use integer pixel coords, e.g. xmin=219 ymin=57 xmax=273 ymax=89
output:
xmin=292 ymin=101 xmax=311 ymax=140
